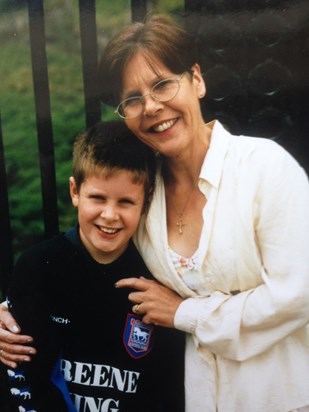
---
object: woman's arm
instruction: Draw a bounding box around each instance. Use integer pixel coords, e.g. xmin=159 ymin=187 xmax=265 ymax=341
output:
xmin=174 ymin=146 xmax=309 ymax=361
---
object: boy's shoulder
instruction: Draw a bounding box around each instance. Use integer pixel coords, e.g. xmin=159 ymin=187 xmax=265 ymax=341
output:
xmin=17 ymin=234 xmax=150 ymax=273
xmin=109 ymin=240 xmax=153 ymax=279
xmin=16 ymin=233 xmax=78 ymax=267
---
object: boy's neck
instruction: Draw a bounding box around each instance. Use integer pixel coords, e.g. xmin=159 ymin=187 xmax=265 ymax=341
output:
xmin=66 ymin=225 xmax=130 ymax=265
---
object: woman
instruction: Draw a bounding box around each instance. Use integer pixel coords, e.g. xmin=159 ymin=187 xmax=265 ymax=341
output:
xmin=1 ymin=14 xmax=309 ymax=412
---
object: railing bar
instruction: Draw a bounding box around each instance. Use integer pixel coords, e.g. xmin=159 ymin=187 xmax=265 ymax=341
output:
xmin=0 ymin=113 xmax=13 ymax=296
xmin=131 ymin=0 xmax=148 ymax=22
xmin=79 ymin=0 xmax=101 ymax=128
xmin=28 ymin=0 xmax=59 ymax=237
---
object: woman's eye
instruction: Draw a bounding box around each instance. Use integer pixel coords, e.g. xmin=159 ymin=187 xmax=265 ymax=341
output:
xmin=123 ymin=97 xmax=141 ymax=108
xmin=155 ymin=79 xmax=173 ymax=90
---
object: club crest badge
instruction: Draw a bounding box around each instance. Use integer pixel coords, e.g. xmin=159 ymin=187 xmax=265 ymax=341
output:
xmin=123 ymin=313 xmax=154 ymax=359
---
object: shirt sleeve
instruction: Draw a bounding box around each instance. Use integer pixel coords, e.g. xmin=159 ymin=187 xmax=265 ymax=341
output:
xmin=6 ymin=249 xmax=70 ymax=412
xmin=174 ymin=146 xmax=309 ymax=361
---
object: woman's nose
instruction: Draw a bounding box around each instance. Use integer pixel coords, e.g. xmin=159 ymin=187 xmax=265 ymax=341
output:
xmin=142 ymin=94 xmax=163 ymax=116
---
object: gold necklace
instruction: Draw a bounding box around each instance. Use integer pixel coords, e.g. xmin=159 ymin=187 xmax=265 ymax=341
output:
xmin=169 ymin=188 xmax=195 ymax=235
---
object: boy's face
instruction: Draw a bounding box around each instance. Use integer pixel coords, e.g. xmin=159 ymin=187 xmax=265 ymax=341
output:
xmin=69 ymin=170 xmax=146 ymax=264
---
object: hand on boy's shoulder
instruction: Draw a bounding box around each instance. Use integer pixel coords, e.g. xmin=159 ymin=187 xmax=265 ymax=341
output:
xmin=115 ymin=276 xmax=183 ymax=328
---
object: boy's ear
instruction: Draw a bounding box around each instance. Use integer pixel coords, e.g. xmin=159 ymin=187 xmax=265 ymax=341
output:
xmin=69 ymin=177 xmax=79 ymax=207
xmin=142 ymin=187 xmax=154 ymax=214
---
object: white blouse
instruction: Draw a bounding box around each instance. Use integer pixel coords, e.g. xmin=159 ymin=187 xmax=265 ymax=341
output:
xmin=134 ymin=121 xmax=309 ymax=412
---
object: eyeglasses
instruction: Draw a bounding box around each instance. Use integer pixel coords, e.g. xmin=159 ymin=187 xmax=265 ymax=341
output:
xmin=115 ymin=72 xmax=186 ymax=119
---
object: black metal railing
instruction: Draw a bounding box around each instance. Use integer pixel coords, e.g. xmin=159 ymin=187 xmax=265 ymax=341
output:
xmin=0 ymin=0 xmax=148 ymax=297
xmin=0 ymin=114 xmax=13 ymax=296
xmin=1 ymin=0 xmax=308 ymax=297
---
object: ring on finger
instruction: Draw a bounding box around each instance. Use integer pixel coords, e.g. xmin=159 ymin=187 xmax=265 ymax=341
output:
xmin=133 ymin=304 xmax=141 ymax=314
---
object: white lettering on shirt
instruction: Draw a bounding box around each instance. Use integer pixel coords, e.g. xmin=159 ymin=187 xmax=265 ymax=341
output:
xmin=72 ymin=393 xmax=120 ymax=412
xmin=60 ymin=359 xmax=140 ymax=393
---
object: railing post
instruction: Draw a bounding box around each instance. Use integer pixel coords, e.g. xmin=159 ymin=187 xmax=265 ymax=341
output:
xmin=28 ymin=0 xmax=59 ymax=238
xmin=131 ymin=0 xmax=147 ymax=22
xmin=0 ymin=114 xmax=13 ymax=297
xmin=79 ymin=0 xmax=101 ymax=128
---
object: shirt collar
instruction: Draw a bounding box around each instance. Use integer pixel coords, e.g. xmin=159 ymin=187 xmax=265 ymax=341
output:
xmin=199 ymin=120 xmax=231 ymax=193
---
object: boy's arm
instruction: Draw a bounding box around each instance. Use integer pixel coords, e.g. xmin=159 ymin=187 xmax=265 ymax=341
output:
xmin=0 ymin=303 xmax=36 ymax=369
xmin=6 ymin=251 xmax=69 ymax=411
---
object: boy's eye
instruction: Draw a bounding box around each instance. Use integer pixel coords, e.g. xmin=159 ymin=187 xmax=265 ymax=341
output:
xmin=119 ymin=198 xmax=135 ymax=205
xmin=90 ymin=195 xmax=105 ymax=201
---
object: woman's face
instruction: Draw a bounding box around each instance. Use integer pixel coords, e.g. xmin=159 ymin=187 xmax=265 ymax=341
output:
xmin=121 ymin=53 xmax=206 ymax=157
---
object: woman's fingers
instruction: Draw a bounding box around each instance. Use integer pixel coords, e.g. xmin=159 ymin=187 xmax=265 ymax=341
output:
xmin=0 ymin=347 xmax=33 ymax=369
xmin=0 ymin=325 xmax=36 ymax=368
xmin=115 ymin=276 xmax=152 ymax=291
xmin=116 ymin=276 xmax=183 ymax=328
xmin=0 ymin=339 xmax=36 ymax=368
xmin=0 ymin=326 xmax=33 ymax=346
xmin=0 ymin=304 xmax=21 ymax=334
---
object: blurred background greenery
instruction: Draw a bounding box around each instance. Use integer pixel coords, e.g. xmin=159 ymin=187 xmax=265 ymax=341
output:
xmin=0 ymin=0 xmax=183 ymax=263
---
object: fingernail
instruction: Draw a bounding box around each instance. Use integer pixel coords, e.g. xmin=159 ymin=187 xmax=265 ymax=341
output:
xmin=28 ymin=350 xmax=35 ymax=354
xmin=23 ymin=357 xmax=31 ymax=362
xmin=12 ymin=325 xmax=21 ymax=333
xmin=114 ymin=282 xmax=119 ymax=288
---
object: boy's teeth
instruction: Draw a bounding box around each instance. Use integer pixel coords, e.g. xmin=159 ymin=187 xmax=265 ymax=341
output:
xmin=100 ymin=227 xmax=118 ymax=234
xmin=154 ymin=119 xmax=175 ymax=132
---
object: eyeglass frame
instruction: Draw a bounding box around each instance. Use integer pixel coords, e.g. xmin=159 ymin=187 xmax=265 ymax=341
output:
xmin=114 ymin=72 xmax=187 ymax=120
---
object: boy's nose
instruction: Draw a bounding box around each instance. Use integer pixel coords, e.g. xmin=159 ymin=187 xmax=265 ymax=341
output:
xmin=100 ymin=204 xmax=117 ymax=220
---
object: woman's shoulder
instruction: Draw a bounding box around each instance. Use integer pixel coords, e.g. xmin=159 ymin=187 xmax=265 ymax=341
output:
xmin=211 ymin=122 xmax=306 ymax=186
xmin=228 ymin=129 xmax=300 ymax=172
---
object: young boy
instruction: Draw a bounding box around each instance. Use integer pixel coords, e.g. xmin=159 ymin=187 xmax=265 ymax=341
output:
xmin=6 ymin=121 xmax=185 ymax=412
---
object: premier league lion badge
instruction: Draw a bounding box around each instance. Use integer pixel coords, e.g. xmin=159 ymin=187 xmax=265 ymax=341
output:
xmin=123 ymin=313 xmax=154 ymax=359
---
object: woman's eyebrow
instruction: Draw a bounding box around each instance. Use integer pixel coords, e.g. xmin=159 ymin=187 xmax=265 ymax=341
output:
xmin=122 ymin=89 xmax=142 ymax=99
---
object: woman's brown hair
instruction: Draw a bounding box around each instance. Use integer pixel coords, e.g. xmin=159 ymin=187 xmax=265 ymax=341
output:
xmin=98 ymin=14 xmax=197 ymax=106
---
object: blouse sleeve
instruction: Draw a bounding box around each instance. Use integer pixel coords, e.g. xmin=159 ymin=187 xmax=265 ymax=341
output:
xmin=174 ymin=146 xmax=309 ymax=361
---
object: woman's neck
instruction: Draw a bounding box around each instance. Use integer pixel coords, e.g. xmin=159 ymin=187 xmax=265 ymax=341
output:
xmin=162 ymin=123 xmax=212 ymax=188
xmin=162 ymin=122 xmax=212 ymax=257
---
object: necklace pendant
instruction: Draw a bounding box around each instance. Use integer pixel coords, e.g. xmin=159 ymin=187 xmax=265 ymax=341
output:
xmin=177 ymin=217 xmax=185 ymax=235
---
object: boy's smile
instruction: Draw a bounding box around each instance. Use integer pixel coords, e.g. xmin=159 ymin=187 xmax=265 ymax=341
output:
xmin=69 ymin=171 xmax=145 ymax=264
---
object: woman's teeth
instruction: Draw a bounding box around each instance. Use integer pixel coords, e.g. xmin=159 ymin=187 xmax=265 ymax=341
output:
xmin=154 ymin=119 xmax=176 ymax=132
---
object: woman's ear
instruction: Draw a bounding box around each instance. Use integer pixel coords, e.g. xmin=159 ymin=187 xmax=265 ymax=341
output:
xmin=190 ymin=63 xmax=206 ymax=99
xmin=69 ymin=177 xmax=79 ymax=207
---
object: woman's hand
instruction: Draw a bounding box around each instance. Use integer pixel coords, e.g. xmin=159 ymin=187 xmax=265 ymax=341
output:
xmin=115 ymin=277 xmax=183 ymax=328
xmin=0 ymin=303 xmax=36 ymax=369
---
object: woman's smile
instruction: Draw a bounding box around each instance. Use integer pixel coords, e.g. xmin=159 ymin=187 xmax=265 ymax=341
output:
xmin=151 ymin=118 xmax=178 ymax=133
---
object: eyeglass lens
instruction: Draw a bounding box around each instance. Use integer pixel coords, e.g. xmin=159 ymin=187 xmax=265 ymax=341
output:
xmin=117 ymin=74 xmax=184 ymax=119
